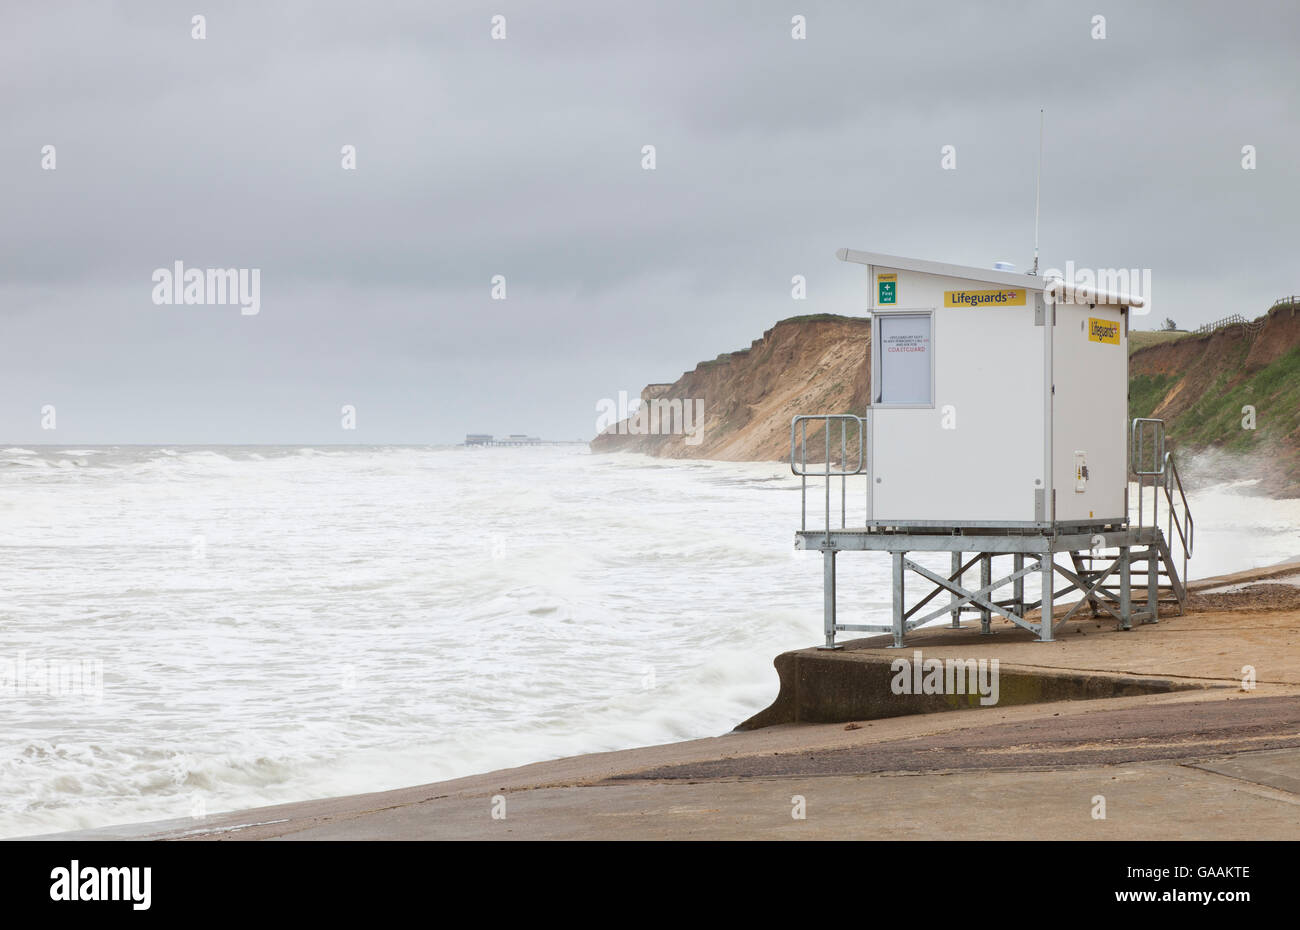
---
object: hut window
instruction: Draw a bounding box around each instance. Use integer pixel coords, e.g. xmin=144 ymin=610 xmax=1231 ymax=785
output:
xmin=873 ymin=312 xmax=933 ymax=406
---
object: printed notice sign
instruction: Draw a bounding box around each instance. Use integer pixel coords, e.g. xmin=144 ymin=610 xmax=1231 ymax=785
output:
xmin=877 ymin=273 xmax=897 ymax=305
xmin=943 ymin=288 xmax=1026 ymax=308
xmin=877 ymin=314 xmax=931 ymax=405
xmin=1088 ymin=317 xmax=1120 ymax=344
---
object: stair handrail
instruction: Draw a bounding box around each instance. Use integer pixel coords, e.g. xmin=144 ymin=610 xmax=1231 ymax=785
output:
xmin=1163 ymin=450 xmax=1193 ymax=585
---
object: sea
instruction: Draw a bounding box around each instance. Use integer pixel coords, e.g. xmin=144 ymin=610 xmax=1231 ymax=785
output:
xmin=1 ymin=444 xmax=1297 ymax=837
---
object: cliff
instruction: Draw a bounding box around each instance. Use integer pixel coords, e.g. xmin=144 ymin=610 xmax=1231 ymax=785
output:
xmin=590 ymin=314 xmax=870 ymax=461
xmin=1129 ymin=299 xmax=1300 ymax=496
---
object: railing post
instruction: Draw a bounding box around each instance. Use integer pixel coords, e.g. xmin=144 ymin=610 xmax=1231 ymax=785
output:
xmin=824 ymin=417 xmax=831 ymax=543
xmin=800 ymin=419 xmax=807 ymax=531
xmin=1153 ymin=438 xmax=1160 ymax=529
xmin=1147 ymin=546 xmax=1159 ymax=624
xmin=1137 ymin=472 xmax=1143 ymax=533
xmin=841 ymin=419 xmax=847 ymax=528
xmin=1165 ymin=452 xmax=1178 ymax=560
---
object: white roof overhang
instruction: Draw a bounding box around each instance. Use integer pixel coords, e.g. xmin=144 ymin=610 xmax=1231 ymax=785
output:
xmin=836 ymin=248 xmax=1144 ymax=309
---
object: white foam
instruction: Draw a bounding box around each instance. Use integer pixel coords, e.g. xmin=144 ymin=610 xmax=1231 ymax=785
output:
xmin=0 ymin=446 xmax=1287 ymax=837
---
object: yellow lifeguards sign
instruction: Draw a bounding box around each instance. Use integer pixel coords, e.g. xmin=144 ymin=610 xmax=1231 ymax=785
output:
xmin=943 ymin=288 xmax=1027 ymax=308
xmin=1088 ymin=317 xmax=1121 ymax=344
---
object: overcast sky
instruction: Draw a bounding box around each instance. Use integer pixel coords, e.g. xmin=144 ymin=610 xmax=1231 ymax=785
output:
xmin=3 ymin=1 xmax=1297 ymax=444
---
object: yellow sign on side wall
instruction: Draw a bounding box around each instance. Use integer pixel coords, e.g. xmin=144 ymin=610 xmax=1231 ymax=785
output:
xmin=1088 ymin=317 xmax=1121 ymax=344
xmin=943 ymin=288 xmax=1027 ymax=308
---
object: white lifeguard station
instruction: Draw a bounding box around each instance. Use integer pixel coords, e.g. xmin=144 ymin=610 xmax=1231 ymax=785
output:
xmin=793 ymin=249 xmax=1193 ymax=646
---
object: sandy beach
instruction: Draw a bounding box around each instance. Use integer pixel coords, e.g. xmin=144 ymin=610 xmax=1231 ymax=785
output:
xmin=36 ymin=561 xmax=1300 ymax=842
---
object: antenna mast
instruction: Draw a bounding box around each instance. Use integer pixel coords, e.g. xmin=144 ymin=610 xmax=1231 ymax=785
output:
xmin=1030 ymin=108 xmax=1043 ymax=276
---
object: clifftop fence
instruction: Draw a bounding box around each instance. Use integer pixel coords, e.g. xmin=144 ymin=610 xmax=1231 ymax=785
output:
xmin=1194 ymin=312 xmax=1265 ymax=337
xmin=1192 ymin=298 xmax=1298 ymax=337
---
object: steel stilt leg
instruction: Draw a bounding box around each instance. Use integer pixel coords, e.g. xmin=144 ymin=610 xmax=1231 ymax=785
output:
xmin=818 ymin=547 xmax=840 ymax=649
xmin=1013 ymin=553 xmax=1025 ymax=622
xmin=1039 ymin=551 xmax=1055 ymax=642
xmin=979 ymin=554 xmax=992 ymax=634
xmin=890 ymin=551 xmax=905 ymax=648
xmin=950 ymin=551 xmax=962 ymax=628
xmin=1119 ymin=545 xmax=1132 ymax=631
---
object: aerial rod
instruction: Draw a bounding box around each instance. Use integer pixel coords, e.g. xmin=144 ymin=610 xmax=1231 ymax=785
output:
xmin=1031 ymin=108 xmax=1043 ymax=276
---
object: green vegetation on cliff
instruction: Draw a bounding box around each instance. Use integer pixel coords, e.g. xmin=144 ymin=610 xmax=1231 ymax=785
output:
xmin=1129 ymin=303 xmax=1300 ymax=495
xmin=1128 ymin=372 xmax=1176 ymax=422
xmin=1173 ymin=344 xmax=1300 ymax=451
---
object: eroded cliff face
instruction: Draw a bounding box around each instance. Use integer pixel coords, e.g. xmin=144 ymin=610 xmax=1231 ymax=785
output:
xmin=1129 ymin=302 xmax=1300 ymax=497
xmin=591 ymin=315 xmax=871 ymax=461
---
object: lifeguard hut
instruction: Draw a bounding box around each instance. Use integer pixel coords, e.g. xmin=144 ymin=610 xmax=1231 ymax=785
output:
xmin=793 ymin=249 xmax=1193 ymax=647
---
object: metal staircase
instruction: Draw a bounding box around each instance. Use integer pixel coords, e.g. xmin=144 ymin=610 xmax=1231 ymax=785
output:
xmin=1071 ymin=420 xmax=1193 ymax=621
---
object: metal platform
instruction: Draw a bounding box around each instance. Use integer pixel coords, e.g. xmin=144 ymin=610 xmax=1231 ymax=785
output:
xmin=791 ymin=415 xmax=1193 ymax=648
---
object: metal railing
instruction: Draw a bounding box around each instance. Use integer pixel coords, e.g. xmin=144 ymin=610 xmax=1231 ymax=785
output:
xmin=1131 ymin=417 xmax=1165 ymax=533
xmin=1129 ymin=417 xmax=1193 ymax=596
xmin=1164 ymin=450 xmax=1194 ymax=585
xmin=791 ymin=414 xmax=866 ymax=536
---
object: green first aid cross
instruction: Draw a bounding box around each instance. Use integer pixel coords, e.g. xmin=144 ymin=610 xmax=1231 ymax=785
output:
xmin=878 ymin=277 xmax=896 ymax=304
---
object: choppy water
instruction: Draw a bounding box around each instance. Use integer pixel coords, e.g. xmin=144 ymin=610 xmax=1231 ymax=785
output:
xmin=1 ymin=445 xmax=1297 ymax=837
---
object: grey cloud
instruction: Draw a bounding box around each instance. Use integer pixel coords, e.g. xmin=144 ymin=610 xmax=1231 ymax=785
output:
xmin=1 ymin=0 xmax=1296 ymax=442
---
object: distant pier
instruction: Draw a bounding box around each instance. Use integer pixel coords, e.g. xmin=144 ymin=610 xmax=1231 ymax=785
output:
xmin=464 ymin=434 xmax=588 ymax=447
